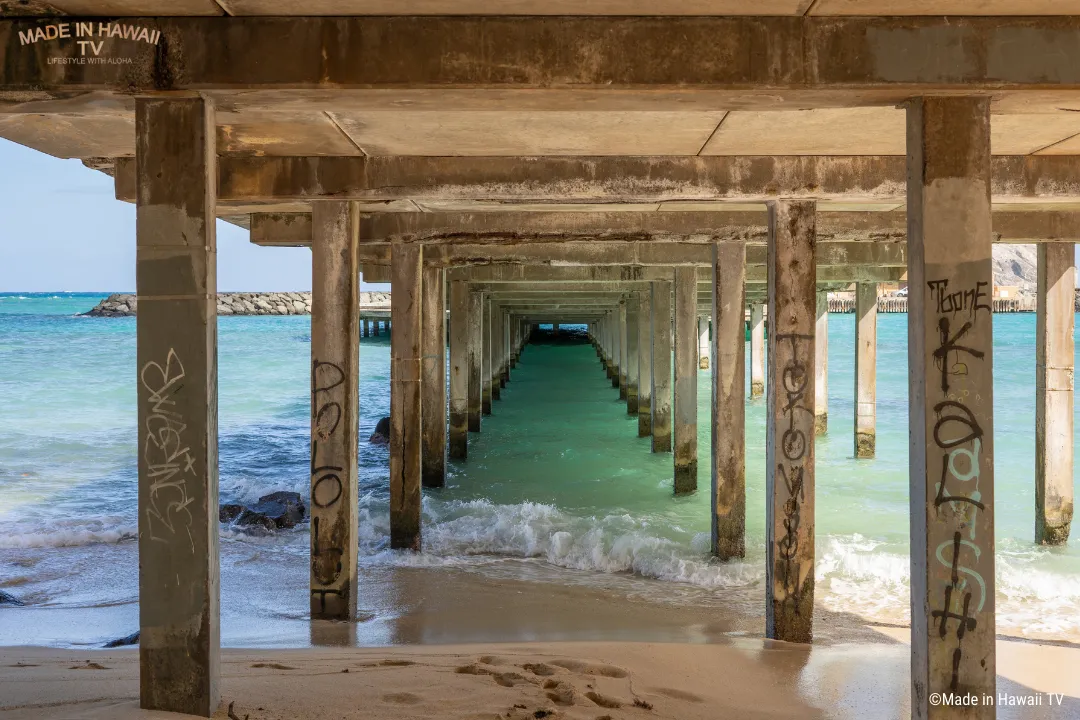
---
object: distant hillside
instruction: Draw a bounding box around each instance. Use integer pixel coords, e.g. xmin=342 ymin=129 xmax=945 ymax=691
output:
xmin=993 ymin=244 xmax=1037 ymax=294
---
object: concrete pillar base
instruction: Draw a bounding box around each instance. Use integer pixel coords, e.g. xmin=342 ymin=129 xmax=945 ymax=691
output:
xmin=699 ymin=357 xmax=709 ymax=370
xmin=855 ymin=431 xmax=875 ymax=459
xmin=638 ymin=399 xmax=652 ymax=437
xmin=751 ymin=381 xmax=764 ymax=397
xmin=814 ymin=412 xmax=827 ymax=436
xmin=674 ymin=461 xmax=698 ymax=496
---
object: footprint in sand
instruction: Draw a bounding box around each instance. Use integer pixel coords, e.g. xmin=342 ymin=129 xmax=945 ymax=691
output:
xmin=550 ymin=659 xmax=628 ymax=679
xmin=542 ymin=679 xmax=576 ymax=706
xmin=522 ymin=662 xmax=557 ymax=677
xmin=478 ymin=655 xmax=508 ymax=665
xmin=381 ymin=692 xmax=422 ymax=704
xmin=493 ymin=671 xmax=533 ymax=687
xmin=250 ymin=663 xmax=294 ymax=670
xmin=455 ymin=663 xmax=492 ymax=675
xmin=69 ymin=662 xmax=108 ymax=670
xmin=584 ymin=691 xmax=622 ymax=709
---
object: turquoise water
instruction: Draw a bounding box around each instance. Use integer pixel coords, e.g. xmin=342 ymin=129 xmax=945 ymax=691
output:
xmin=1 ymin=293 xmax=1079 ymax=643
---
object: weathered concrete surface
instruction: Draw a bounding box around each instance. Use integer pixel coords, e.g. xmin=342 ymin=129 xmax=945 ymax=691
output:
xmin=626 ymin=294 xmax=640 ymax=415
xmin=814 ymin=289 xmax=828 ymax=436
xmin=712 ymin=243 xmax=746 ymax=560
xmin=907 ymin=97 xmax=995 ymax=718
xmin=618 ymin=299 xmax=629 ymax=400
xmin=135 ymin=96 xmax=219 ymax=717
xmin=651 ymin=279 xmax=672 ymax=454
xmin=1036 ymin=243 xmax=1075 ymax=545
xmin=390 ymin=242 xmax=422 ymax=551
xmin=467 ymin=290 xmax=483 ymax=432
xmin=309 ymin=201 xmax=360 ymax=623
xmin=765 ymin=199 xmax=816 ymax=645
xmin=854 ymin=282 xmax=877 ymax=459
xmin=490 ymin=304 xmax=502 ymax=401
xmin=637 ymin=288 xmax=653 ymax=437
xmin=449 ymin=280 xmax=468 ymax=458
xmin=612 ymin=305 xmax=622 ymax=389
xmin=421 ymin=265 xmax=446 ymax=488
xmin=181 ymin=155 xmax=1080 ymax=205
xmin=750 ymin=302 xmax=765 ymax=397
xmin=673 ymin=267 xmax=697 ymax=495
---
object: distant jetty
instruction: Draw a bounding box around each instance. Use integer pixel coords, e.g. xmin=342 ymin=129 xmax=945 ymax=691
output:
xmin=83 ymin=292 xmax=391 ymax=317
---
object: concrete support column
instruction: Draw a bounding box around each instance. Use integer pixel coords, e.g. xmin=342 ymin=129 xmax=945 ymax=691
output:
xmin=854 ymin=282 xmax=877 ymax=459
xmin=815 ymin=290 xmax=828 ymax=436
xmin=482 ymin=297 xmax=493 ymax=414
xmin=390 ymin=242 xmax=422 ymax=551
xmin=673 ymin=268 xmax=698 ymax=494
xmin=765 ymin=198 xmax=817 ymax=644
xmin=501 ymin=310 xmax=510 ymax=386
xmin=626 ymin=294 xmax=640 ymax=415
xmin=553 ymin=322 xmax=560 ymax=334
xmin=652 ymin=280 xmax=673 ymax=453
xmin=1036 ymin=242 xmax=1075 ymax=545
xmin=309 ymin=201 xmax=361 ymax=624
xmin=467 ymin=291 xmax=483 ymax=432
xmin=698 ymin=315 xmax=710 ymax=370
xmin=607 ymin=312 xmax=617 ymax=382
xmin=490 ymin=303 xmax=502 ymax=402
xmin=712 ymin=243 xmax=747 ymax=560
xmin=750 ymin=303 xmax=765 ymax=397
xmin=374 ymin=321 xmax=381 ymax=336
xmin=449 ymin=281 xmax=468 ymax=458
xmin=135 ymin=96 xmax=220 ymax=717
xmin=421 ymin=266 xmax=446 ymax=488
xmin=362 ymin=319 xmax=369 ymax=338
xmin=618 ymin=299 xmax=629 ymax=399
xmin=638 ymin=289 xmax=653 ymax=438
xmin=908 ymin=96 xmax=995 ymax=715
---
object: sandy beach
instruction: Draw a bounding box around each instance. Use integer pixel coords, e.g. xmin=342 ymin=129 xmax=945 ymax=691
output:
xmin=2 ymin=635 xmax=1079 ymax=720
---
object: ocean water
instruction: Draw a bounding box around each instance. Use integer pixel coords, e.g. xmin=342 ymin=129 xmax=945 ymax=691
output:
xmin=1 ymin=292 xmax=1079 ymax=645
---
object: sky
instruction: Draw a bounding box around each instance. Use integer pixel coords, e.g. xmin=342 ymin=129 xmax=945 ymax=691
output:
xmin=0 ymin=138 xmax=386 ymax=293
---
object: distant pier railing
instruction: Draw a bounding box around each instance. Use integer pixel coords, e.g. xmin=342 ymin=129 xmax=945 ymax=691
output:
xmin=827 ymin=296 xmax=1036 ymax=313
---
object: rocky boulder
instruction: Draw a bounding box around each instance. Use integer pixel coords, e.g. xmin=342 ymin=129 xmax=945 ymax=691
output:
xmin=369 ymin=416 xmax=391 ymax=445
xmin=103 ymin=631 xmax=140 ymax=648
xmin=220 ymin=491 xmax=306 ymax=531
xmin=0 ymin=590 xmax=24 ymax=606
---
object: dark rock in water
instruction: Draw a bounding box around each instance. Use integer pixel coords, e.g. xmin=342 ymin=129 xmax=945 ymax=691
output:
xmin=219 ymin=504 xmax=244 ymax=523
xmin=230 ymin=491 xmax=306 ymax=531
xmin=0 ymin=590 xmax=24 ymax=606
xmin=103 ymin=631 xmax=140 ymax=648
xmin=369 ymin=416 xmax=391 ymax=445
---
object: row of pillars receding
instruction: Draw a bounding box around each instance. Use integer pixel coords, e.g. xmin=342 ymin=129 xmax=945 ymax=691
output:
xmin=134 ymin=95 xmax=1074 ymax=719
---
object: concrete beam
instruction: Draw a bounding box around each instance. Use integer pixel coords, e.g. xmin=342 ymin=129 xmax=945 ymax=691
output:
xmin=11 ymin=17 xmax=1080 ymax=96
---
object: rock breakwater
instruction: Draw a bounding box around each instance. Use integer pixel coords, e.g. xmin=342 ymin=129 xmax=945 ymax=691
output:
xmin=83 ymin=292 xmax=390 ymax=317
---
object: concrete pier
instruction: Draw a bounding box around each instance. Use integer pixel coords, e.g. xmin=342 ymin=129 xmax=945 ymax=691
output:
xmin=815 ymin=290 xmax=828 ymax=436
xmin=390 ymin=243 xmax=423 ymax=551
xmin=750 ymin=303 xmax=765 ymax=398
xmin=421 ymin=266 xmax=446 ymax=488
xmin=854 ymin=282 xmax=877 ymax=459
xmin=618 ymin=299 xmax=629 ymax=400
xmin=652 ymin=280 xmax=673 ymax=453
xmin=135 ymin=96 xmax=220 ymax=717
xmin=626 ymin=295 xmax=640 ymax=415
xmin=698 ymin=315 xmax=710 ymax=370
xmin=673 ymin=267 xmax=698 ymax=494
xmin=449 ymin=280 xmax=468 ymax=457
xmin=765 ymin=199 xmax=816 ymax=645
xmin=482 ymin=297 xmax=493 ymax=414
xmin=1036 ymin=242 xmax=1075 ymax=545
xmin=712 ymin=244 xmax=746 ymax=560
xmin=309 ymin=201 xmax=361 ymax=623
xmin=638 ymin=289 xmax=653 ymax=438
xmin=467 ymin=291 xmax=483 ymax=432
xmin=907 ymin=97 xmax=995 ymax=717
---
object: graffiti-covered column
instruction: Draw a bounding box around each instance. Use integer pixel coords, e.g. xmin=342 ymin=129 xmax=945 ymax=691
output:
xmin=855 ymin=282 xmax=877 ymax=458
xmin=309 ymin=201 xmax=361 ymax=622
xmin=421 ymin=266 xmax=446 ymax=487
xmin=712 ymin=243 xmax=746 ymax=560
xmin=390 ymin=242 xmax=423 ymax=550
xmin=765 ymin=199 xmax=816 ymax=644
xmin=750 ymin=302 xmax=765 ymax=397
xmin=908 ymin=97 xmax=995 ymax=718
xmin=815 ymin=290 xmax=828 ymax=435
xmin=626 ymin=294 xmax=640 ymax=415
xmin=467 ymin=290 xmax=483 ymax=432
xmin=1036 ymin=243 xmax=1075 ymax=545
xmin=652 ymin=279 xmax=673 ymax=453
xmin=637 ymin=288 xmax=653 ymax=437
xmin=136 ymin=97 xmax=220 ymax=717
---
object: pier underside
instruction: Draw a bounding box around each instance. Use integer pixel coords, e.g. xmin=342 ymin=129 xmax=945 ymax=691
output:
xmin=3 ymin=5 xmax=1079 ymax=718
